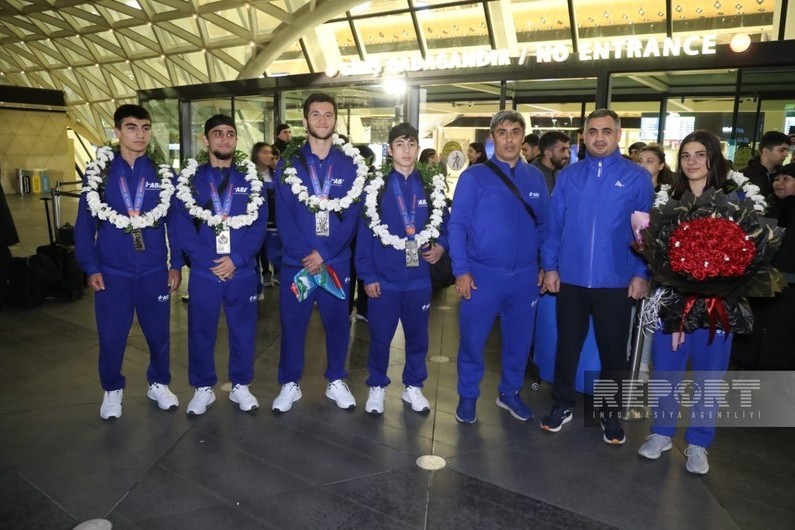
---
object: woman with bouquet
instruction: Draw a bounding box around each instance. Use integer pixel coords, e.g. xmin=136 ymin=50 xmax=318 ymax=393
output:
xmin=636 ymin=130 xmax=783 ymax=474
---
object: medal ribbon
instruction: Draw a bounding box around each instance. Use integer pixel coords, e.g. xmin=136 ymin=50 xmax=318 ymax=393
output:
xmin=208 ymin=169 xmax=235 ymax=219
xmin=391 ymin=175 xmax=417 ymax=238
xmin=308 ymin=161 xmax=333 ymax=199
xmin=118 ymin=170 xmax=146 ymax=217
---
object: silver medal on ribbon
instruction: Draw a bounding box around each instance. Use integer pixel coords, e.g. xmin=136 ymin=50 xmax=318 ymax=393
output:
xmin=131 ymin=228 xmax=145 ymax=252
xmin=315 ymin=210 xmax=330 ymax=236
xmin=405 ymin=239 xmax=420 ymax=268
xmin=215 ymin=227 xmax=231 ymax=254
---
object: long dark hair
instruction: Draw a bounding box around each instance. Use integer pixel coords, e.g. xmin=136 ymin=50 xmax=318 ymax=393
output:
xmin=672 ymin=130 xmax=728 ymax=200
xmin=469 ymin=142 xmax=488 ymax=164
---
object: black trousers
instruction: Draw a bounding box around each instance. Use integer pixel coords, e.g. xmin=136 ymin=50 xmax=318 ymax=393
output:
xmin=551 ymin=283 xmax=633 ymax=410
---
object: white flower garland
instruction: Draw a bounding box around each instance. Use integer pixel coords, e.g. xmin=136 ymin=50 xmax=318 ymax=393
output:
xmin=726 ymin=169 xmax=766 ymax=212
xmin=653 ymin=170 xmax=766 ymax=212
xmin=653 ymin=184 xmax=672 ymax=208
xmin=281 ymin=134 xmax=367 ymax=212
xmin=363 ymin=169 xmax=447 ymax=250
xmin=83 ymin=146 xmax=175 ymax=231
xmin=175 ymin=157 xmax=263 ymax=231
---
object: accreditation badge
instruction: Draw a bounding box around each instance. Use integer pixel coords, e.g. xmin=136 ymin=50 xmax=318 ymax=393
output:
xmin=315 ymin=210 xmax=330 ymax=237
xmin=131 ymin=228 xmax=146 ymax=252
xmin=405 ymin=239 xmax=420 ymax=268
xmin=215 ymin=227 xmax=231 ymax=254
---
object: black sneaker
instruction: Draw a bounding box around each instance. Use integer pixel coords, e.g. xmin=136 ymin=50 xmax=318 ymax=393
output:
xmin=540 ymin=404 xmax=573 ymax=432
xmin=601 ymin=417 xmax=626 ymax=445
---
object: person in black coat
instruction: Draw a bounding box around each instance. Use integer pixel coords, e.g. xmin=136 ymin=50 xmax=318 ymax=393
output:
xmin=0 ymin=179 xmax=20 ymax=306
xmin=732 ymin=166 xmax=795 ymax=369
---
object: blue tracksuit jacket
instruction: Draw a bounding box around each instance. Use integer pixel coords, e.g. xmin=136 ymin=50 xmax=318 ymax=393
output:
xmin=355 ymin=168 xmax=450 ymax=291
xmin=448 ymin=156 xmax=549 ymax=276
xmin=274 ymin=143 xmax=362 ymax=267
xmin=75 ymin=154 xmax=183 ymax=275
xmin=172 ymin=164 xmax=267 ymax=279
xmin=541 ymin=149 xmax=653 ymax=287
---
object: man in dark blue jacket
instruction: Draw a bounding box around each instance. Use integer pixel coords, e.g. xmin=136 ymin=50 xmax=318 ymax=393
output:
xmin=356 ymin=123 xmax=449 ymax=415
xmin=540 ymin=108 xmax=653 ymax=445
xmin=271 ymin=93 xmax=363 ymax=413
xmin=172 ymin=114 xmax=267 ymax=416
xmin=75 ymin=104 xmax=183 ymax=420
xmin=449 ymin=110 xmax=549 ymax=424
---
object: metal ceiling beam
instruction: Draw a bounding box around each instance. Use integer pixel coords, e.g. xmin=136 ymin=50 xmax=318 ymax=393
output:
xmin=238 ymin=0 xmax=362 ymax=79
xmin=626 ymin=75 xmax=670 ymax=93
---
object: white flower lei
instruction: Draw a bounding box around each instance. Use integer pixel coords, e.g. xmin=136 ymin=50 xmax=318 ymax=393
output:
xmin=83 ymin=146 xmax=175 ymax=231
xmin=175 ymin=156 xmax=263 ymax=231
xmin=363 ymin=168 xmax=447 ymax=250
xmin=653 ymin=170 xmax=766 ymax=212
xmin=726 ymin=169 xmax=766 ymax=212
xmin=281 ymin=134 xmax=367 ymax=212
xmin=653 ymin=184 xmax=672 ymax=208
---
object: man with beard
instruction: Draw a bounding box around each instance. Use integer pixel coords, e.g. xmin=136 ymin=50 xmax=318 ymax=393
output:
xmin=173 ymin=114 xmax=267 ymax=415
xmin=521 ymin=133 xmax=540 ymax=163
xmin=271 ymin=93 xmax=363 ymax=413
xmin=531 ymin=131 xmax=571 ymax=194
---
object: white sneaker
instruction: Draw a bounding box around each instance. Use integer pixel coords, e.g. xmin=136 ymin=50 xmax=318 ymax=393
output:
xmin=365 ymin=386 xmax=386 ymax=415
xmin=100 ymin=389 xmax=123 ymax=420
xmin=256 ymin=293 xmax=265 ymax=301
xmin=638 ymin=434 xmax=673 ymax=460
xmin=147 ymin=383 xmax=179 ymax=410
xmin=402 ymin=386 xmax=431 ymax=413
xmin=272 ymin=382 xmax=302 ymax=413
xmin=230 ymin=384 xmax=259 ymax=412
xmin=186 ymin=386 xmax=216 ymax=415
xmin=685 ymin=444 xmax=710 ymax=475
xmin=326 ymin=379 xmax=356 ymax=410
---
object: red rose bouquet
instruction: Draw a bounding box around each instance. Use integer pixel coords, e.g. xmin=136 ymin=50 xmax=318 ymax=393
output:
xmin=637 ymin=187 xmax=785 ymax=339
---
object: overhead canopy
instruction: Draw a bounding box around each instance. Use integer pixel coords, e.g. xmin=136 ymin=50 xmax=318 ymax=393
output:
xmin=0 ymin=0 xmax=779 ymax=144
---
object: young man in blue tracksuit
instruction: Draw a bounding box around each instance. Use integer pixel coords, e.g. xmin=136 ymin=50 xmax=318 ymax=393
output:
xmin=271 ymin=93 xmax=363 ymax=413
xmin=448 ymin=110 xmax=549 ymax=424
xmin=540 ymin=108 xmax=654 ymax=445
xmin=75 ymin=104 xmax=183 ymax=420
xmin=356 ymin=123 xmax=450 ymax=415
xmin=172 ymin=114 xmax=267 ymax=415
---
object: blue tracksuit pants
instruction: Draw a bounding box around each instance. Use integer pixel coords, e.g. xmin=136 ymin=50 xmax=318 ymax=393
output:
xmin=278 ymin=262 xmax=351 ymax=384
xmin=457 ymin=264 xmax=539 ymax=397
xmin=187 ymin=272 xmax=258 ymax=388
xmin=366 ymin=286 xmax=431 ymax=388
xmin=95 ymin=268 xmax=171 ymax=391
xmin=650 ymin=328 xmax=733 ymax=448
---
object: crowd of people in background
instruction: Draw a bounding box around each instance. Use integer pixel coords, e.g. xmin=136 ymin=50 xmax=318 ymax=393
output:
xmin=50 ymin=93 xmax=793 ymax=480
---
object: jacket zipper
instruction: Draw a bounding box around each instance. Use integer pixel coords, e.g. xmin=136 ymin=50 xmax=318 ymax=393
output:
xmin=587 ymin=160 xmax=601 ymax=286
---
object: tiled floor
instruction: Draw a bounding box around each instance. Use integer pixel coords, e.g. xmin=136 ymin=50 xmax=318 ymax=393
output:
xmin=1 ymin=192 xmax=794 ymax=529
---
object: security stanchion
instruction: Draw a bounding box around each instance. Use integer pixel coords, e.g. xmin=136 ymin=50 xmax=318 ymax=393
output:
xmin=623 ymin=297 xmax=649 ymax=422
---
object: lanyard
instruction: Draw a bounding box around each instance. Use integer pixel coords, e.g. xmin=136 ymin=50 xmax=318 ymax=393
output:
xmin=391 ymin=174 xmax=418 ymax=237
xmin=208 ymin=169 xmax=234 ymax=218
xmin=118 ymin=169 xmax=146 ymax=217
xmin=308 ymin=160 xmax=333 ymax=199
